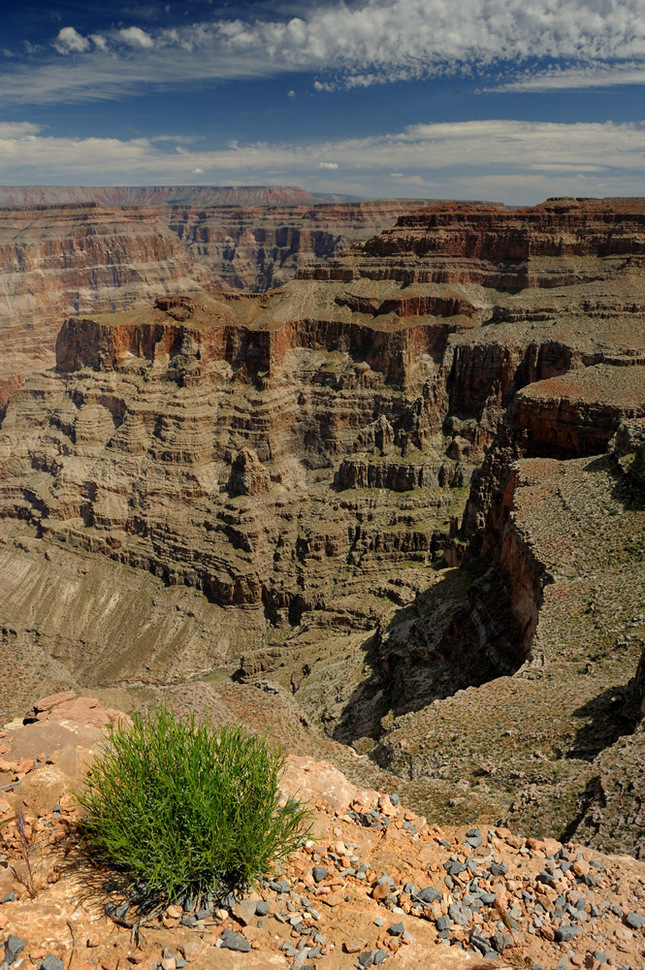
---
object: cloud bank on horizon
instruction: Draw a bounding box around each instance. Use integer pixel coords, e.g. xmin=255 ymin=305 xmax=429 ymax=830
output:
xmin=2 ymin=0 xmax=645 ymax=203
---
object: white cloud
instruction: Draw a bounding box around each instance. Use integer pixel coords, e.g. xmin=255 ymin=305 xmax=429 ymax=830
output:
xmin=1 ymin=118 xmax=645 ymax=204
xmin=6 ymin=0 xmax=645 ymax=106
xmin=489 ymin=61 xmax=645 ymax=92
xmin=53 ymin=27 xmax=91 ymax=55
xmin=118 ymin=27 xmax=156 ymax=49
xmin=90 ymin=34 xmax=108 ymax=53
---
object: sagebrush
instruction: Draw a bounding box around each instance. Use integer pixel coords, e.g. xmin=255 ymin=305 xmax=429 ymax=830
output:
xmin=77 ymin=705 xmax=310 ymax=903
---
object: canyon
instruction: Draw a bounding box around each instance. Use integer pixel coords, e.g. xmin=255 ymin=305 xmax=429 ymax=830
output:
xmin=0 ymin=190 xmax=425 ymax=406
xmin=0 ymin=196 xmax=644 ymax=863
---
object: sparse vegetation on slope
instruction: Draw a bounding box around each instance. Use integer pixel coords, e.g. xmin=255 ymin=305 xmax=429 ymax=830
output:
xmin=77 ymin=705 xmax=311 ymax=904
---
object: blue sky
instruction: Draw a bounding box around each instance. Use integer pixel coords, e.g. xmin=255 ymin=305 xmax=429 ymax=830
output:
xmin=2 ymin=0 xmax=645 ymax=202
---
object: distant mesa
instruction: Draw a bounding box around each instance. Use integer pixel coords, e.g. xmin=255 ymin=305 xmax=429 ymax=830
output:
xmin=0 ymin=184 xmax=363 ymax=207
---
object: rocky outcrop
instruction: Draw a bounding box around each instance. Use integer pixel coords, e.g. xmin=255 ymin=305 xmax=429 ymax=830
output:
xmin=0 ymin=197 xmax=425 ymax=403
xmin=4 ymin=702 xmax=645 ymax=970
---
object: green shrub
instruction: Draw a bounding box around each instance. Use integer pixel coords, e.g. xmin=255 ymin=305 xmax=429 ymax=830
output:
xmin=77 ymin=705 xmax=311 ymax=903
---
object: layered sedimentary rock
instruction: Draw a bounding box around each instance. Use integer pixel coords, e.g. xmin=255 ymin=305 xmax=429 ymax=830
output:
xmin=2 ymin=197 xmax=645 ymax=851
xmin=0 ymin=203 xmax=200 ymax=406
xmin=0 ymin=196 xmax=424 ymax=404
xmin=0 ymin=185 xmax=330 ymax=207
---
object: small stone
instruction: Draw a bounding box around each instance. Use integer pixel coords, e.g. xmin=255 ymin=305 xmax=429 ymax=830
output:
xmin=492 ymin=932 xmax=513 ymax=952
xmin=374 ymin=951 xmax=387 ymax=965
xmin=39 ymin=955 xmax=64 ymax=970
xmin=389 ymin=922 xmax=405 ymax=936
xmin=625 ymin=912 xmax=644 ymax=929
xmin=4 ymin=936 xmax=26 ymax=965
xmin=358 ymin=952 xmax=375 ymax=968
xmin=312 ymin=866 xmax=328 ymax=883
xmin=166 ymin=905 xmax=182 ymax=919
xmin=343 ymin=939 xmax=365 ymax=953
xmin=418 ymin=886 xmax=442 ymax=904
xmin=1 ymin=893 xmax=16 ymax=905
xmin=219 ymin=929 xmax=251 ymax=953
xmin=269 ymin=879 xmax=290 ymax=894
xmin=232 ymin=897 xmax=258 ymax=925
xmin=554 ymin=924 xmax=579 ymax=943
xmin=160 ymin=959 xmax=175 ymax=970
xmin=178 ymin=943 xmax=204 ymax=965
xmin=255 ymin=901 xmax=269 ymax=916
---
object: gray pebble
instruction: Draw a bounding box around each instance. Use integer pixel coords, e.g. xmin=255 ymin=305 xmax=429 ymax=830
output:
xmin=554 ymin=924 xmax=579 ymax=943
xmin=625 ymin=912 xmax=644 ymax=929
xmin=492 ymin=932 xmax=513 ymax=952
xmin=268 ymin=879 xmax=290 ymax=894
xmin=256 ymin=901 xmax=269 ymax=916
xmin=219 ymin=929 xmax=251 ymax=952
xmin=418 ymin=886 xmax=442 ymax=904
xmin=39 ymin=956 xmax=64 ymax=970
xmin=0 ymin=893 xmax=16 ymax=905
xmin=312 ymin=866 xmax=328 ymax=884
xmin=388 ymin=922 xmax=404 ymax=936
xmin=4 ymin=936 xmax=26 ymax=965
xmin=377 ymin=874 xmax=395 ymax=887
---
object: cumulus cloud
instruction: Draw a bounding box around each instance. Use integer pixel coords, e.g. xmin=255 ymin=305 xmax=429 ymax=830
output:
xmin=1 ymin=118 xmax=645 ymax=203
xmin=7 ymin=0 xmax=645 ymax=105
xmin=117 ymin=27 xmax=155 ymax=49
xmin=53 ymin=27 xmax=91 ymax=55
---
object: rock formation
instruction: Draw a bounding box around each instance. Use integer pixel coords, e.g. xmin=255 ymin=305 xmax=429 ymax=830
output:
xmin=1 ymin=197 xmax=645 ymax=854
xmin=0 ymin=196 xmax=425 ymax=405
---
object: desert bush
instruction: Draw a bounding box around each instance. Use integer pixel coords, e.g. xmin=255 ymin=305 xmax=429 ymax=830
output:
xmin=77 ymin=705 xmax=310 ymax=903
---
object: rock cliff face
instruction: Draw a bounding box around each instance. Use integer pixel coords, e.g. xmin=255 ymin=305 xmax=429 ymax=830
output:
xmin=0 ymin=197 xmax=424 ymax=404
xmin=1 ymin=197 xmax=645 ymax=852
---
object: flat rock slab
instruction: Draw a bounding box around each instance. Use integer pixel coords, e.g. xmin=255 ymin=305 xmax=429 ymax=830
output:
xmin=202 ymin=952 xmax=288 ymax=969
xmin=4 ymin=720 xmax=104 ymax=761
xmin=386 ymin=943 xmax=483 ymax=970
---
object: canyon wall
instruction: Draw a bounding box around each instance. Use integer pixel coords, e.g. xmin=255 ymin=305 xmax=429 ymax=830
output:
xmin=0 ymin=196 xmax=424 ymax=405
